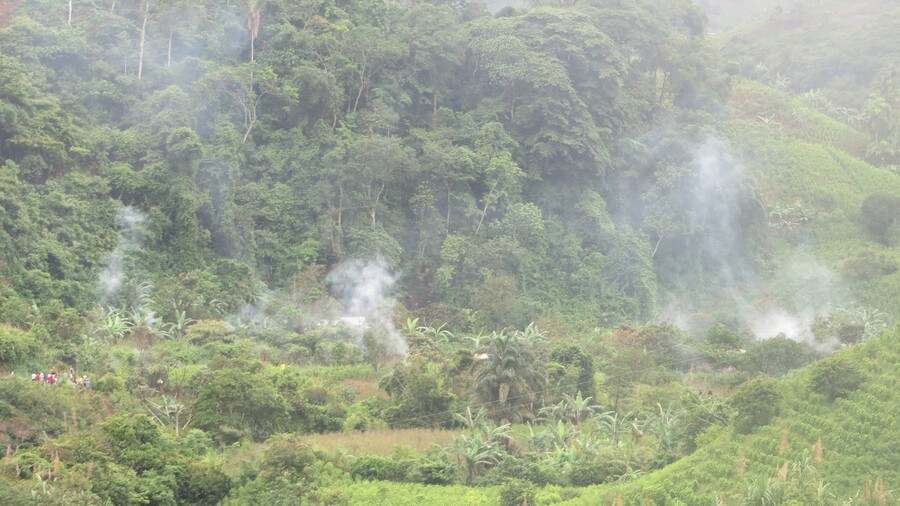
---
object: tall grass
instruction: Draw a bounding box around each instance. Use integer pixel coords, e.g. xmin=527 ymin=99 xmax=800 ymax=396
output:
xmin=303 ymin=428 xmax=458 ymax=455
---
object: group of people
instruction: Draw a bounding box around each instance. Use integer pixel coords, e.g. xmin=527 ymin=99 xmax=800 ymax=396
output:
xmin=31 ymin=367 xmax=90 ymax=389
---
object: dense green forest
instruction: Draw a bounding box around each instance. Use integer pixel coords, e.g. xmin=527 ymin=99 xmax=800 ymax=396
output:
xmin=0 ymin=0 xmax=898 ymax=504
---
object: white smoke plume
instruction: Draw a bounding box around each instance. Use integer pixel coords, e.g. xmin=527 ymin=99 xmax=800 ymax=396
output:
xmin=659 ymin=138 xmax=845 ymax=348
xmin=326 ymin=257 xmax=408 ymax=356
xmin=98 ymin=207 xmax=145 ymax=303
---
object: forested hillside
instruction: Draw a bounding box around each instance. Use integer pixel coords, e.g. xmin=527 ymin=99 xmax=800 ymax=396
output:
xmin=0 ymin=0 xmax=898 ymax=504
xmin=0 ymin=0 xmax=723 ymax=328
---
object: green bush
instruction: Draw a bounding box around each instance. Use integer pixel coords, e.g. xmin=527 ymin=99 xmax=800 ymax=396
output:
xmin=568 ymin=460 xmax=608 ymax=487
xmin=410 ymin=456 xmax=456 ymax=485
xmin=841 ymin=251 xmax=898 ymax=282
xmin=186 ymin=320 xmax=236 ymax=345
xmin=741 ymin=336 xmax=817 ymax=377
xmin=499 ymin=479 xmax=537 ymax=506
xmin=808 ymin=354 xmax=866 ymax=401
xmin=729 ymin=376 xmax=782 ymax=434
xmin=478 ymin=457 xmax=561 ymax=487
xmin=0 ymin=296 xmax=32 ymax=327
xmin=95 ymin=372 xmax=126 ymax=394
xmin=0 ymin=325 xmax=39 ymax=366
xmin=860 ymin=192 xmax=900 ymax=245
xmin=176 ymin=462 xmax=234 ymax=506
xmin=349 ymin=455 xmax=408 ymax=482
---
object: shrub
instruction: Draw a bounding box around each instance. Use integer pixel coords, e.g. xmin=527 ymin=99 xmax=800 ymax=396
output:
xmin=349 ymin=455 xmax=407 ymax=481
xmin=729 ymin=376 xmax=782 ymax=434
xmin=808 ymin=354 xmax=866 ymax=401
xmin=741 ymin=336 xmax=817 ymax=377
xmin=860 ymin=192 xmax=900 ymax=245
xmin=499 ymin=478 xmax=537 ymax=506
xmin=0 ymin=296 xmax=32 ymax=327
xmin=478 ymin=457 xmax=561 ymax=487
xmin=259 ymin=434 xmax=319 ymax=481
xmin=0 ymin=325 xmax=39 ymax=366
xmin=701 ymin=324 xmax=747 ymax=368
xmin=410 ymin=456 xmax=456 ymax=485
xmin=186 ymin=320 xmax=236 ymax=345
xmin=95 ymin=372 xmax=126 ymax=394
xmin=841 ymin=251 xmax=898 ymax=282
xmin=568 ymin=460 xmax=608 ymax=487
xmin=176 ymin=462 xmax=233 ymax=506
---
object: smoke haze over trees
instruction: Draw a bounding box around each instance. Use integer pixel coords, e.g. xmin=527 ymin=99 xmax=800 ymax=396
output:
xmin=0 ymin=0 xmax=899 ymax=504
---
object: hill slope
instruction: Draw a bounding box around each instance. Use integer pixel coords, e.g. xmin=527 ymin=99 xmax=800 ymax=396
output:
xmin=325 ymin=330 xmax=899 ymax=504
xmin=568 ymin=330 xmax=900 ymax=504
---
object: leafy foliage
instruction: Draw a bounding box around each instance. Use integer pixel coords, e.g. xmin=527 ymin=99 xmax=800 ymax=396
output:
xmin=808 ymin=354 xmax=867 ymax=401
xmin=729 ymin=376 xmax=782 ymax=434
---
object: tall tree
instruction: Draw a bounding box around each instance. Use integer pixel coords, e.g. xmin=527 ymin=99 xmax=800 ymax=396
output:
xmin=197 ymin=62 xmax=287 ymax=144
xmin=472 ymin=332 xmax=545 ymax=423
xmin=137 ymin=0 xmax=151 ymax=79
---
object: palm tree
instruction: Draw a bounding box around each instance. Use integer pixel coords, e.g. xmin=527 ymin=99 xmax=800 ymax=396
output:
xmin=560 ymin=392 xmax=602 ymax=428
xmin=449 ymin=434 xmax=501 ymax=485
xmin=454 ymin=407 xmax=492 ymax=435
xmin=742 ymin=476 xmax=783 ymax=506
xmin=472 ymin=332 xmax=545 ymax=423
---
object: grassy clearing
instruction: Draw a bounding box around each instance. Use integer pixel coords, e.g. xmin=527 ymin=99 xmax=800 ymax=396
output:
xmin=296 ymin=363 xmax=381 ymax=383
xmin=221 ymin=427 xmax=457 ymax=479
xmin=340 ymin=378 xmax=387 ymax=400
xmin=221 ymin=440 xmax=269 ymax=479
xmin=728 ymin=80 xmax=869 ymax=157
xmin=303 ymin=428 xmax=458 ymax=455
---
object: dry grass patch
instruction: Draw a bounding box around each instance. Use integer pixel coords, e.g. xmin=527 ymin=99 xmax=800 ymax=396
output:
xmin=339 ymin=378 xmax=387 ymax=400
xmin=304 ymin=428 xmax=458 ymax=455
xmin=222 ymin=441 xmax=268 ymax=479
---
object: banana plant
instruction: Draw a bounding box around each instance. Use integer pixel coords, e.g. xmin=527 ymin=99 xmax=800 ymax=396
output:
xmin=169 ymin=306 xmax=195 ymax=339
xmin=96 ymin=306 xmax=133 ymax=342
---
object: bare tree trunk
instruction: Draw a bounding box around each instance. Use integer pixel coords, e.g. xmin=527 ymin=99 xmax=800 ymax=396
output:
xmin=68 ymin=0 xmax=72 ymax=26
xmin=337 ymin=182 xmax=343 ymax=228
xmin=138 ymin=1 xmax=151 ymax=80
xmin=242 ymin=116 xmax=256 ymax=144
xmin=248 ymin=8 xmax=260 ymax=63
xmin=475 ymin=200 xmax=490 ymax=237
xmin=167 ymin=29 xmax=173 ymax=67
xmin=445 ymin=182 xmax=452 ymax=233
xmin=111 ymin=1 xmax=117 ymax=13
xmin=353 ymin=68 xmax=366 ymax=113
xmin=651 ymin=234 xmax=663 ymax=258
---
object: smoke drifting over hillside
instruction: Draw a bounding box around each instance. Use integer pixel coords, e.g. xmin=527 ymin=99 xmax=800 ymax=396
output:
xmin=98 ymin=207 xmax=145 ymax=303
xmin=660 ymin=138 xmax=845 ymax=347
xmin=327 ymin=257 xmax=407 ymax=356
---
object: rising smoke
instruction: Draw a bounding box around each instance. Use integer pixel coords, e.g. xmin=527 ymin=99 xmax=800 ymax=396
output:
xmin=658 ymin=138 xmax=845 ymax=348
xmin=98 ymin=206 xmax=145 ymax=303
xmin=326 ymin=257 xmax=408 ymax=356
